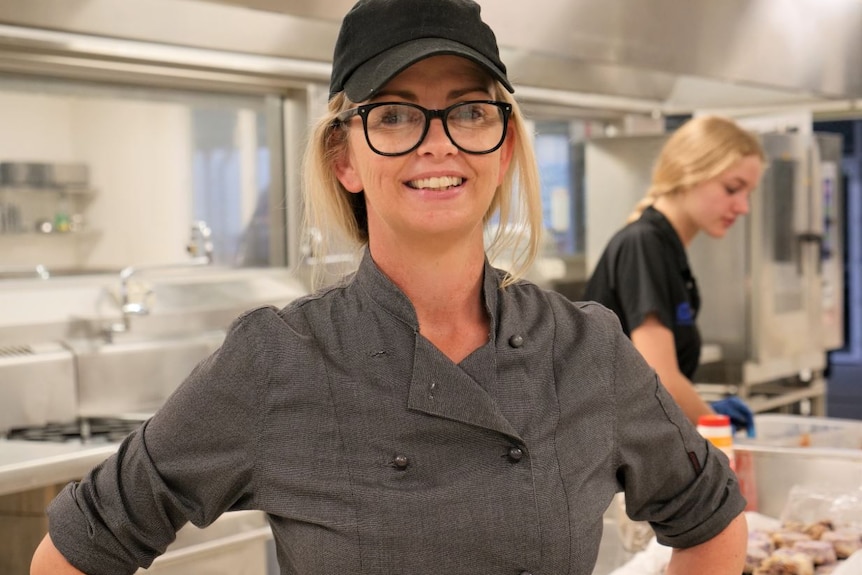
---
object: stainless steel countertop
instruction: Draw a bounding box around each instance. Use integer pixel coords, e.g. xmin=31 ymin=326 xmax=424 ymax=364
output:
xmin=0 ymin=439 xmax=118 ymax=496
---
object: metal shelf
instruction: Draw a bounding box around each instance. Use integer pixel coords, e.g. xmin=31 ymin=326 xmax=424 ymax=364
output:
xmin=0 ymin=185 xmax=97 ymax=198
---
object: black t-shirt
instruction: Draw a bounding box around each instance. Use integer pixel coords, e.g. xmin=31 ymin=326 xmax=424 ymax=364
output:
xmin=583 ymin=206 xmax=702 ymax=378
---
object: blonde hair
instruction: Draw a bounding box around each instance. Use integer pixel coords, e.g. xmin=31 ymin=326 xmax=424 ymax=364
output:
xmin=627 ymin=115 xmax=765 ymax=223
xmin=302 ymin=83 xmax=543 ymax=289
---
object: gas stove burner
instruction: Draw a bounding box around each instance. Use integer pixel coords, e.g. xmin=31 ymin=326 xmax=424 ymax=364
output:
xmin=7 ymin=417 xmax=144 ymax=443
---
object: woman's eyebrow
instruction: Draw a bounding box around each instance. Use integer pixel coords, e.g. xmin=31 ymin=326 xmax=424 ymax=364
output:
xmin=372 ymin=85 xmax=492 ymax=103
xmin=372 ymin=89 xmax=417 ymax=101
xmin=449 ymin=85 xmax=492 ymax=99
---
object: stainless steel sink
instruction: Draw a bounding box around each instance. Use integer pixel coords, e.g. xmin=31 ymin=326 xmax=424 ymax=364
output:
xmin=0 ymin=266 xmax=308 ymax=424
xmin=70 ymin=331 xmax=226 ymax=418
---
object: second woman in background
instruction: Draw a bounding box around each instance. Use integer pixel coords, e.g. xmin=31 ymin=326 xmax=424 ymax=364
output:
xmin=584 ymin=116 xmax=764 ymax=434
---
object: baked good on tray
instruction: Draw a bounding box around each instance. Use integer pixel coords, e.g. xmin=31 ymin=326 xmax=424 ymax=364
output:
xmin=746 ymin=520 xmax=858 ymax=574
xmin=790 ymin=541 xmax=838 ymax=565
xmin=752 ymin=549 xmax=814 ymax=575
xmin=820 ymin=529 xmax=862 ymax=559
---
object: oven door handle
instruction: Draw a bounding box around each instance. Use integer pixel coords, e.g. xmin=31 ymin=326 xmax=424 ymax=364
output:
xmin=144 ymin=526 xmax=273 ymax=568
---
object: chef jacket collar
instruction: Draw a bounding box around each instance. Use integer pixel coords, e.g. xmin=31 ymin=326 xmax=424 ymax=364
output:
xmin=354 ymin=248 xmax=499 ymax=344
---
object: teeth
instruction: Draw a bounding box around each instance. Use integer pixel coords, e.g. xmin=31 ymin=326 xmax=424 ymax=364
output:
xmin=409 ymin=176 xmax=463 ymax=190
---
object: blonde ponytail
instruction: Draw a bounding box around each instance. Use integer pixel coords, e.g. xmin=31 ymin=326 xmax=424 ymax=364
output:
xmin=627 ymin=189 xmax=659 ymax=223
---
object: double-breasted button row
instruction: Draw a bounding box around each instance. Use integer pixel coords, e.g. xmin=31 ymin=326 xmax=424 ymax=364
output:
xmin=394 ymin=449 xmax=523 ymax=468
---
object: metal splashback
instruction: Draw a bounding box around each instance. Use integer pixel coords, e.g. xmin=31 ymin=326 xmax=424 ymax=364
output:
xmin=581 ymin=131 xmax=843 ymax=385
xmin=0 ymin=0 xmax=860 ymax=113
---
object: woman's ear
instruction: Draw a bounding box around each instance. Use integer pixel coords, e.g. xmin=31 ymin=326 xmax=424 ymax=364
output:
xmin=335 ymin=148 xmax=364 ymax=194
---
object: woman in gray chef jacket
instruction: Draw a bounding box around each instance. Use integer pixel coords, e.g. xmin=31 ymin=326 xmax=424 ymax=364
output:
xmin=584 ymin=116 xmax=765 ymax=434
xmin=31 ymin=2 xmax=748 ymax=574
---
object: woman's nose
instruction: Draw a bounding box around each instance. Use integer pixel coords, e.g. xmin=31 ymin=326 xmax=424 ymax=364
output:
xmin=735 ymin=193 xmax=751 ymax=214
xmin=418 ymin=117 xmax=457 ymax=155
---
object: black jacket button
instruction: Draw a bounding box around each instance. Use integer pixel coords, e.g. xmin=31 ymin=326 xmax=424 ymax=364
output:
xmin=509 ymin=334 xmax=524 ymax=348
xmin=508 ymin=446 xmax=524 ymax=462
xmin=393 ymin=455 xmax=409 ymax=469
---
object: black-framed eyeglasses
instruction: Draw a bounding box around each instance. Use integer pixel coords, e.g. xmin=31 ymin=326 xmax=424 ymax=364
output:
xmin=334 ymin=100 xmax=512 ymax=156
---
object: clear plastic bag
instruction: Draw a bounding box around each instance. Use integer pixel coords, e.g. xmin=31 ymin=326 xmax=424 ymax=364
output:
xmin=780 ymin=484 xmax=862 ymax=529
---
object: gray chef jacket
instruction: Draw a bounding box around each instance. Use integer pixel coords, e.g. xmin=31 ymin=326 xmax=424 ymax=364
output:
xmin=47 ymin=251 xmax=745 ymax=575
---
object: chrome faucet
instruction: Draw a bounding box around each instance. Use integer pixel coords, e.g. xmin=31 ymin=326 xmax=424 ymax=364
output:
xmin=187 ymin=220 xmax=214 ymax=261
xmin=108 ymin=221 xmax=213 ymax=336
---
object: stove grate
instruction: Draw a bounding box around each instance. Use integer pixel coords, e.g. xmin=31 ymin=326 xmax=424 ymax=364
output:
xmin=7 ymin=417 xmax=144 ymax=443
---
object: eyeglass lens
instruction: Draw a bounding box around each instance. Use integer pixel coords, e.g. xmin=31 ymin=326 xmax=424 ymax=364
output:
xmin=363 ymin=102 xmax=507 ymax=155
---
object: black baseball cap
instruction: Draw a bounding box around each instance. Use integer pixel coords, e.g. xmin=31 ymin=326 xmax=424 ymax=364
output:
xmin=329 ymin=0 xmax=514 ymax=101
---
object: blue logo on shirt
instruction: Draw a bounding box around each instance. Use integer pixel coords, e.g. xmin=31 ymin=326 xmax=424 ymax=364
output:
xmin=676 ymin=302 xmax=694 ymax=326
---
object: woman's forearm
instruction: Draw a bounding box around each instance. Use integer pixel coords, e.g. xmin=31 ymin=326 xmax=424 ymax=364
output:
xmin=30 ymin=534 xmax=87 ymax=575
xmin=630 ymin=316 xmax=714 ymax=425
xmin=666 ymin=512 xmax=748 ymax=575
xmin=658 ymin=369 xmax=714 ymax=426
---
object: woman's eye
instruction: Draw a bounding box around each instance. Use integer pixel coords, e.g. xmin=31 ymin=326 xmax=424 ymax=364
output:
xmin=452 ymin=104 xmax=485 ymax=121
xmin=380 ymin=110 xmax=407 ymax=125
xmin=369 ymin=105 xmax=420 ymax=129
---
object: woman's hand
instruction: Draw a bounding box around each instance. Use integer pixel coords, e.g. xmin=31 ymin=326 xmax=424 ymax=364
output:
xmin=710 ymin=396 xmax=756 ymax=437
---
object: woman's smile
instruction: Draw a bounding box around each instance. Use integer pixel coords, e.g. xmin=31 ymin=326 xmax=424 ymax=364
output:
xmin=406 ymin=175 xmax=465 ymax=191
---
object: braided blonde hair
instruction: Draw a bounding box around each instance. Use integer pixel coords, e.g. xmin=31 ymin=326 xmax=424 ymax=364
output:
xmin=627 ymin=116 xmax=765 ymax=223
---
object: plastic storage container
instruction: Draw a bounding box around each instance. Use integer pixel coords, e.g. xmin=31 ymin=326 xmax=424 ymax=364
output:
xmin=736 ymin=414 xmax=862 ymax=450
xmin=734 ymin=414 xmax=862 ymax=518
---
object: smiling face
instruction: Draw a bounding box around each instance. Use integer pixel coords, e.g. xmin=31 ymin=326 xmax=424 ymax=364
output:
xmin=679 ymin=154 xmax=763 ymax=239
xmin=334 ymin=55 xmax=514 ymax=256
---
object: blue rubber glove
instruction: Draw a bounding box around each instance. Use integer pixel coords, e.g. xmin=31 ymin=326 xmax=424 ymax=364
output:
xmin=710 ymin=397 xmax=756 ymax=437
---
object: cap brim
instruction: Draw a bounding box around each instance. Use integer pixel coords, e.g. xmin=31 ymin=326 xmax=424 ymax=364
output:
xmin=342 ymin=37 xmax=513 ymax=102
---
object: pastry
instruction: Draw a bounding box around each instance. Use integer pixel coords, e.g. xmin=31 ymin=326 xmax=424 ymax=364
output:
xmin=821 ymin=528 xmax=862 ymax=559
xmin=771 ymin=530 xmax=813 ymax=549
xmin=791 ymin=540 xmax=837 ymax=565
xmin=802 ymin=520 xmax=834 ymax=541
xmin=753 ymin=550 xmax=814 ymax=575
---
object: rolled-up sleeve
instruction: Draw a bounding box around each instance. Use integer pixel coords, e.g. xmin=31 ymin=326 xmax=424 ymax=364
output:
xmin=46 ymin=306 xmax=281 ymax=574
xmin=610 ymin=319 xmax=746 ymax=548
